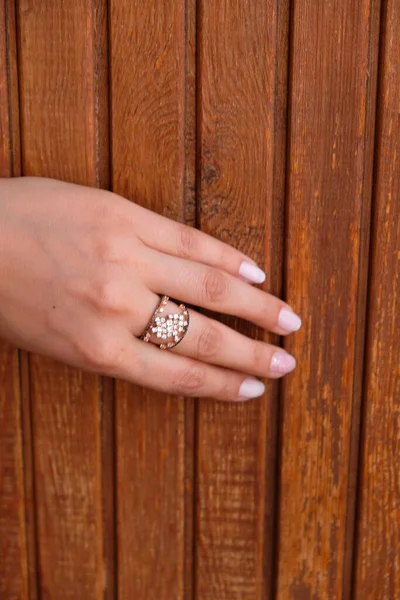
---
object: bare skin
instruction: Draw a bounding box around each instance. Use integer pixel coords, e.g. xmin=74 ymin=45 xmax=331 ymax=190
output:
xmin=0 ymin=177 xmax=301 ymax=402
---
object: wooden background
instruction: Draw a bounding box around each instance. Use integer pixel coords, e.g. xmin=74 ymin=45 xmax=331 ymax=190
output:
xmin=0 ymin=0 xmax=399 ymax=598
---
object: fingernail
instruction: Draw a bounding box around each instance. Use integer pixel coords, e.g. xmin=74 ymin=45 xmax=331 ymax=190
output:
xmin=238 ymin=378 xmax=265 ymax=400
xmin=270 ymin=351 xmax=296 ymax=375
xmin=278 ymin=308 xmax=302 ymax=332
xmin=239 ymin=261 xmax=266 ymax=284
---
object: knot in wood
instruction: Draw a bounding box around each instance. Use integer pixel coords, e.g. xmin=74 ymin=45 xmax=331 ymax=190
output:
xmin=202 ymin=162 xmax=220 ymax=187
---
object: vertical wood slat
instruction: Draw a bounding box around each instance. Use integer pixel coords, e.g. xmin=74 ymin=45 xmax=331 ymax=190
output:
xmin=0 ymin=2 xmax=20 ymax=176
xmin=110 ymin=1 xmax=195 ymax=598
xmin=0 ymin=2 xmax=28 ymax=599
xmin=184 ymin=0 xmax=197 ymax=597
xmin=0 ymin=1 xmax=11 ymax=175
xmin=353 ymin=0 xmax=400 ymax=596
xmin=341 ymin=0 xmax=382 ymax=594
xmin=17 ymin=1 xmax=111 ymax=597
xmin=195 ymin=1 xmax=287 ymax=598
xmin=276 ymin=0 xmax=380 ymax=597
xmin=93 ymin=3 xmax=115 ymax=599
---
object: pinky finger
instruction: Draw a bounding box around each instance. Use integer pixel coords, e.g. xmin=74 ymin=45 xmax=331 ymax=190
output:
xmin=112 ymin=332 xmax=266 ymax=403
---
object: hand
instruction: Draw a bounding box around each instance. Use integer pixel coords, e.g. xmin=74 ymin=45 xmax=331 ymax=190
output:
xmin=0 ymin=177 xmax=301 ymax=402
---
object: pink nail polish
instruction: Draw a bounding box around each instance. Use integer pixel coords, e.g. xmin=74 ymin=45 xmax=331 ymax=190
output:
xmin=238 ymin=261 xmax=266 ymax=284
xmin=278 ymin=308 xmax=302 ymax=332
xmin=238 ymin=378 xmax=265 ymax=400
xmin=270 ymin=351 xmax=296 ymax=375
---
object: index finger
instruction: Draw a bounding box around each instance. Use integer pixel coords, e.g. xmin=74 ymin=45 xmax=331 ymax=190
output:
xmin=125 ymin=200 xmax=267 ymax=284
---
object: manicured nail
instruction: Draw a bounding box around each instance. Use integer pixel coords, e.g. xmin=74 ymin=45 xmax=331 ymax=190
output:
xmin=238 ymin=378 xmax=265 ymax=400
xmin=278 ymin=308 xmax=302 ymax=332
xmin=270 ymin=351 xmax=296 ymax=376
xmin=239 ymin=261 xmax=266 ymax=284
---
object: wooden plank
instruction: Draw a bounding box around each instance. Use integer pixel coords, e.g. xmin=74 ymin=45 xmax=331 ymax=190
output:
xmin=195 ymin=1 xmax=287 ymax=598
xmin=110 ymin=1 xmax=194 ymax=598
xmin=183 ymin=0 xmax=197 ymax=597
xmin=0 ymin=350 xmax=27 ymax=600
xmin=0 ymin=1 xmax=11 ymax=175
xmin=92 ymin=3 xmax=115 ymax=599
xmin=276 ymin=0 xmax=380 ymax=597
xmin=341 ymin=0 xmax=382 ymax=594
xmin=0 ymin=0 xmax=20 ymax=176
xmin=353 ymin=0 xmax=400 ymax=597
xmin=0 ymin=2 xmax=28 ymax=599
xmin=17 ymin=1 xmax=111 ymax=597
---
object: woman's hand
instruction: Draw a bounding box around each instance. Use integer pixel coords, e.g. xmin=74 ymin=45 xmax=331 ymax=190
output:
xmin=0 ymin=177 xmax=301 ymax=401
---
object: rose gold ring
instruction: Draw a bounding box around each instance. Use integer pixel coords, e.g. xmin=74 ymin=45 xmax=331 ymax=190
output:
xmin=139 ymin=295 xmax=190 ymax=350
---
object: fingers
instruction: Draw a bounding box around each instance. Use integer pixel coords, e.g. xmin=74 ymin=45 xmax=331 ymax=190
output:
xmin=169 ymin=303 xmax=296 ymax=379
xmin=60 ymin=276 xmax=295 ymax=401
xmin=57 ymin=287 xmax=267 ymax=402
xmin=133 ymin=295 xmax=295 ymax=378
xmin=110 ymin=329 xmax=267 ymax=402
xmin=140 ymin=248 xmax=302 ymax=336
xmin=126 ymin=201 xmax=266 ymax=284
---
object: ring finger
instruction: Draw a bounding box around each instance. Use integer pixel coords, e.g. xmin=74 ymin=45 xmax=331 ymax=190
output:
xmin=132 ymin=295 xmax=296 ymax=379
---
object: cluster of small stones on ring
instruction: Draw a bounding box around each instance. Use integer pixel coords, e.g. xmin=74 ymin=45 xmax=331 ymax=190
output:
xmin=152 ymin=310 xmax=188 ymax=342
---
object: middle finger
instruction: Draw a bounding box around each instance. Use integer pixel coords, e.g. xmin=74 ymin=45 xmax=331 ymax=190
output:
xmin=141 ymin=248 xmax=302 ymax=336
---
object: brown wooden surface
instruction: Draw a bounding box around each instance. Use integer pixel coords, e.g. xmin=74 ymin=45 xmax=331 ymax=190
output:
xmin=110 ymin=1 xmax=194 ymax=598
xmin=0 ymin=2 xmax=27 ymax=599
xmin=195 ymin=1 xmax=287 ymax=598
xmin=0 ymin=0 xmax=399 ymax=598
xmin=17 ymin=1 xmax=110 ymax=598
xmin=276 ymin=0 xmax=381 ymax=598
xmin=353 ymin=0 xmax=400 ymax=596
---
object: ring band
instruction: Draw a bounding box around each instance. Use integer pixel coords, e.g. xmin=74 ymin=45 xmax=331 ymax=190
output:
xmin=139 ymin=295 xmax=190 ymax=350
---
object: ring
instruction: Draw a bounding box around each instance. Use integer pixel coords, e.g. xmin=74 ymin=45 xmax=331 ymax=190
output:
xmin=139 ymin=295 xmax=190 ymax=350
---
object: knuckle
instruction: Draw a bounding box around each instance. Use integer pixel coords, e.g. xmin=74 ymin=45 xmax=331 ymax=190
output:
xmin=216 ymin=245 xmax=231 ymax=269
xmin=251 ymin=340 xmax=266 ymax=369
xmin=196 ymin=323 xmax=222 ymax=358
xmin=92 ymin=234 xmax=124 ymax=263
xmin=176 ymin=225 xmax=196 ymax=258
xmin=92 ymin=196 xmax=121 ymax=225
xmin=201 ymin=269 xmax=230 ymax=303
xmin=80 ymin=333 xmax=121 ymax=370
xmin=217 ymin=379 xmax=235 ymax=400
xmin=173 ymin=365 xmax=206 ymax=395
xmin=89 ymin=278 xmax=125 ymax=314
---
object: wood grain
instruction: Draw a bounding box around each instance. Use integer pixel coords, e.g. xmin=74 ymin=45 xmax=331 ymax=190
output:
xmin=0 ymin=2 xmax=28 ymax=599
xmin=184 ymin=1 xmax=197 ymax=597
xmin=353 ymin=0 xmax=400 ymax=596
xmin=110 ymin=1 xmax=194 ymax=598
xmin=17 ymin=1 xmax=110 ymax=597
xmin=0 ymin=1 xmax=10 ymax=176
xmin=276 ymin=0 xmax=380 ymax=597
xmin=195 ymin=1 xmax=287 ymax=598
xmin=0 ymin=347 xmax=27 ymax=600
xmin=0 ymin=0 xmax=399 ymax=596
xmin=0 ymin=0 xmax=20 ymax=177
